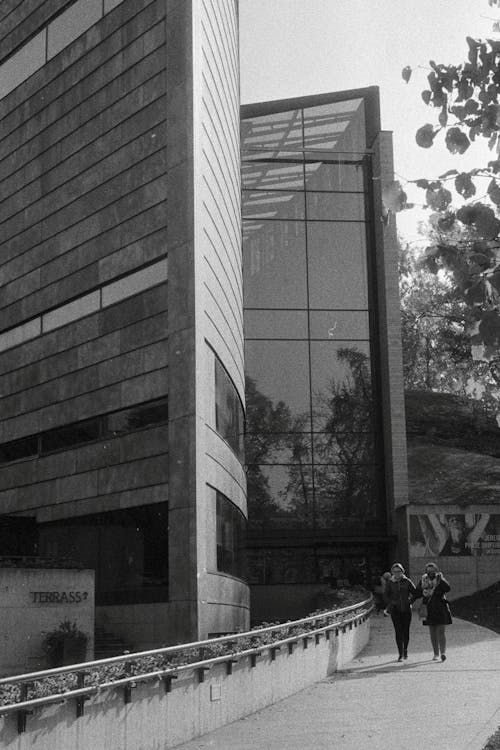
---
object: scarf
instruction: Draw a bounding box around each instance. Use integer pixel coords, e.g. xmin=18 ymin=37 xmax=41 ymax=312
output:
xmin=420 ymin=573 xmax=438 ymax=600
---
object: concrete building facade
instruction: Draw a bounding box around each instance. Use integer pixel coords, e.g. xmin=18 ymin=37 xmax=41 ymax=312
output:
xmin=0 ymin=1 xmax=408 ymax=654
xmin=0 ymin=0 xmax=248 ymax=653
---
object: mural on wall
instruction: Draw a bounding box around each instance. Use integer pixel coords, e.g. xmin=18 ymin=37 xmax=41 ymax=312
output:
xmin=410 ymin=512 xmax=500 ymax=557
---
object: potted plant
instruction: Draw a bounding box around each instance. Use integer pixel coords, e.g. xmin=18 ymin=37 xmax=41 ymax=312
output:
xmin=42 ymin=619 xmax=88 ymax=667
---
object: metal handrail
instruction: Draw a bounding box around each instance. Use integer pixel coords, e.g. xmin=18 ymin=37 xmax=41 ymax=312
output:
xmin=0 ymin=595 xmax=373 ymax=717
xmin=0 ymin=595 xmax=372 ymax=686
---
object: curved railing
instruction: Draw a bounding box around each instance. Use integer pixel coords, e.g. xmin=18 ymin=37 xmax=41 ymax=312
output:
xmin=0 ymin=594 xmax=373 ymax=732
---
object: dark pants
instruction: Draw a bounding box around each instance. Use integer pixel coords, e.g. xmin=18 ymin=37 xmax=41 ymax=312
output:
xmin=390 ymin=609 xmax=412 ymax=656
xmin=429 ymin=624 xmax=446 ymax=656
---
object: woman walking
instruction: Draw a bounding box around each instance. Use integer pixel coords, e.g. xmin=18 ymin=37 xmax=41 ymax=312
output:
xmin=413 ymin=562 xmax=452 ymax=661
xmin=383 ymin=563 xmax=416 ymax=662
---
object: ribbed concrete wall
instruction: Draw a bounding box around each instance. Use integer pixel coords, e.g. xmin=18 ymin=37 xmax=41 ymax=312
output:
xmin=195 ymin=0 xmax=249 ymax=636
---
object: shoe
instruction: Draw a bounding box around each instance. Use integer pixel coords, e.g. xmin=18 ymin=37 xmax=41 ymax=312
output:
xmin=397 ymin=656 xmax=403 ymax=662
xmin=403 ymin=650 xmax=408 ymax=660
xmin=441 ymin=654 xmax=446 ymax=662
xmin=432 ymin=655 xmax=439 ymax=660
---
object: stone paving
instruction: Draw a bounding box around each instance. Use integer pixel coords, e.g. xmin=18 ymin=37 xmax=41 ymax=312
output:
xmin=175 ymin=614 xmax=500 ymax=750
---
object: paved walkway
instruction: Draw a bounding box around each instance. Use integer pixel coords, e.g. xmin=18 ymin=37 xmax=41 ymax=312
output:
xmin=176 ymin=615 xmax=500 ymax=750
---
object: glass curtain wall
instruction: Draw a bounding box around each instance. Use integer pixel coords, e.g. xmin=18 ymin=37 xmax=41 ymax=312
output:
xmin=242 ymin=99 xmax=386 ymax=584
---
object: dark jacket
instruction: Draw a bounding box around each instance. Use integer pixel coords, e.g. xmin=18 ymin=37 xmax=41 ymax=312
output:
xmin=413 ymin=575 xmax=452 ymax=626
xmin=384 ymin=576 xmax=416 ymax=613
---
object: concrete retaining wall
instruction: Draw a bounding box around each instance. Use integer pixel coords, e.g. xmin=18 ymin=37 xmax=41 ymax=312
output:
xmin=0 ymin=616 xmax=370 ymax=749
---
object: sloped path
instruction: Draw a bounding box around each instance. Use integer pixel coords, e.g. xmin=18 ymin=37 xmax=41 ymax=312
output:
xmin=175 ymin=614 xmax=500 ymax=750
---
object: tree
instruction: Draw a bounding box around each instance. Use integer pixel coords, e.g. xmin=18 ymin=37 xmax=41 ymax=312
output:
xmin=399 ymin=237 xmax=499 ymax=405
xmin=401 ymin=7 xmax=500 ymax=416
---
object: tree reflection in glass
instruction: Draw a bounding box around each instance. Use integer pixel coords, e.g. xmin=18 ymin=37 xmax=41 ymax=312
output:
xmin=245 ymin=347 xmax=380 ymax=531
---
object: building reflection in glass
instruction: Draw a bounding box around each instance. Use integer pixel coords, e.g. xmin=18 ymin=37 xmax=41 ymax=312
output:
xmin=242 ymin=96 xmax=387 ymax=586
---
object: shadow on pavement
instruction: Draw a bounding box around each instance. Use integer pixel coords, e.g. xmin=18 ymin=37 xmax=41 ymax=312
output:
xmin=332 ymin=658 xmax=437 ymax=680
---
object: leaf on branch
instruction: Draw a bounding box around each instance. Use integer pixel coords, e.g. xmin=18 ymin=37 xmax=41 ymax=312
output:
xmin=416 ymin=124 xmax=437 ymax=148
xmin=471 ymin=310 xmax=500 ymax=361
xmin=439 ymin=106 xmax=448 ymax=127
xmin=455 ymin=172 xmax=476 ymax=199
xmin=415 ymin=178 xmax=430 ymax=189
xmin=382 ymin=180 xmax=408 ymax=213
xmin=426 ymin=185 xmax=452 ymax=212
xmin=421 ymin=90 xmax=432 ymax=105
xmin=445 ymin=127 xmax=470 ymax=154
xmin=437 ymin=212 xmax=456 ymax=232
xmin=456 ymin=203 xmax=500 ymax=240
xmin=438 ymin=169 xmax=459 ymax=179
xmin=402 ymin=66 xmax=412 ymax=83
xmin=488 ymin=159 xmax=500 ymax=173
xmin=464 ymin=99 xmax=479 ymax=115
xmin=487 ymin=178 xmax=500 ymax=206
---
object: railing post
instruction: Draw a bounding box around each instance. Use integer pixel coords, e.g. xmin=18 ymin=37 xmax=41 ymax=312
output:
xmin=163 ymin=674 xmax=178 ymax=693
xmin=17 ymin=683 xmax=32 ymax=734
xmin=75 ymin=673 xmax=90 ymax=718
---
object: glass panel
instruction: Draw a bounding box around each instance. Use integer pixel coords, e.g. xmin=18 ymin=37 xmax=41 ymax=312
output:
xmin=243 ymin=220 xmax=307 ymax=308
xmin=38 ymin=504 xmax=169 ymax=605
xmin=105 ymin=398 xmax=168 ymax=436
xmin=216 ymin=492 xmax=247 ymax=579
xmin=241 ymin=109 xmax=303 ymax=154
xmin=0 ymin=30 xmax=46 ymax=100
xmin=42 ymin=291 xmax=100 ymax=332
xmin=245 ymin=435 xmax=312 ymax=464
xmin=303 ymin=99 xmax=365 ymax=152
xmin=0 ymin=318 xmax=41 ymax=352
xmin=309 ymin=311 xmax=370 ymax=340
xmin=242 ymin=158 xmax=304 ymax=191
xmin=307 ymin=221 xmax=368 ymax=308
xmin=306 ymin=192 xmax=365 ymax=221
xmin=242 ymin=190 xmax=304 ymax=220
xmin=215 ymin=358 xmax=244 ymax=460
xmin=305 ymin=161 xmax=364 ymax=192
xmin=246 ymin=464 xmax=314 ymax=528
xmin=314 ymin=464 xmax=383 ymax=525
xmin=102 ymin=260 xmax=168 ymax=307
xmin=245 ymin=341 xmax=310 ymax=426
xmin=0 ymin=436 xmax=38 ymax=464
xmin=310 ymin=342 xmax=372 ymax=431
xmin=313 ymin=432 xmax=376 ymax=464
xmin=47 ymin=0 xmax=102 ymax=59
xmin=247 ymin=547 xmax=317 ymax=584
xmin=41 ymin=418 xmax=101 ymax=453
xmin=244 ymin=310 xmax=308 ymax=339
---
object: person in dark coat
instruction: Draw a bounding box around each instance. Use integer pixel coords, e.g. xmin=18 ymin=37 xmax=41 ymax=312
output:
xmin=383 ymin=563 xmax=416 ymax=662
xmin=413 ymin=562 xmax=452 ymax=661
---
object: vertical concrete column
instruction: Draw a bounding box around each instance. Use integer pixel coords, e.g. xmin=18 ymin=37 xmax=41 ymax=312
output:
xmin=166 ymin=0 xmax=199 ymax=642
xmin=371 ymin=131 xmax=410 ymax=564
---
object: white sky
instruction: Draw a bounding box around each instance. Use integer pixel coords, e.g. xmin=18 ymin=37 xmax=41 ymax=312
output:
xmin=239 ymin=0 xmax=497 ymax=242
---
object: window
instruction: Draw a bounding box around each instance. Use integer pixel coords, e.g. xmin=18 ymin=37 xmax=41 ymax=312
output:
xmin=42 ymin=291 xmax=100 ymax=333
xmin=215 ymin=357 xmax=244 ymax=460
xmin=0 ymin=30 xmax=46 ymax=100
xmin=105 ymin=398 xmax=168 ymax=435
xmin=216 ymin=492 xmax=246 ymax=579
xmin=101 ymin=260 xmax=168 ymax=308
xmin=0 ymin=318 xmax=41 ymax=353
xmin=0 ymin=398 xmax=168 ymax=465
xmin=38 ymin=503 xmax=169 ymax=605
xmin=47 ymin=0 xmax=102 ymax=59
xmin=41 ymin=418 xmax=101 ymax=454
xmin=0 ymin=436 xmax=38 ymax=464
